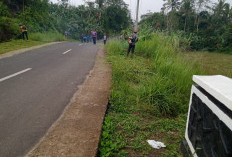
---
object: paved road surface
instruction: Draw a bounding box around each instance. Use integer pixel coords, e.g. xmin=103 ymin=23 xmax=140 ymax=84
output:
xmin=0 ymin=42 xmax=98 ymax=157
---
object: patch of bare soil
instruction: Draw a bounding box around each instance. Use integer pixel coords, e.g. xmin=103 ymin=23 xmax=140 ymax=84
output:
xmin=26 ymin=47 xmax=111 ymax=157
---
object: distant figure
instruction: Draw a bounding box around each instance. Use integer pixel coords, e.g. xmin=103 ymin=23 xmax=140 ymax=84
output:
xmin=127 ymin=30 xmax=138 ymax=58
xmin=83 ymin=36 xmax=87 ymax=43
xmin=65 ymin=31 xmax=68 ymax=39
xmin=19 ymin=24 xmax=28 ymax=40
xmin=80 ymin=34 xmax=84 ymax=43
xmin=92 ymin=30 xmax=97 ymax=45
xmin=103 ymin=33 xmax=107 ymax=45
xmin=87 ymin=35 xmax=90 ymax=43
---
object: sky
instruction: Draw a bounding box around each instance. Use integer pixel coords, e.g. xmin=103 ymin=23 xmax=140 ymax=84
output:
xmin=50 ymin=0 xmax=232 ymax=20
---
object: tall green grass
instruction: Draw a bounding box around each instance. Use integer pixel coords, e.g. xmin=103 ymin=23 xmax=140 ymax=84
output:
xmin=30 ymin=32 xmax=66 ymax=42
xmin=107 ymin=33 xmax=202 ymax=116
xmin=99 ymin=32 xmax=202 ymax=156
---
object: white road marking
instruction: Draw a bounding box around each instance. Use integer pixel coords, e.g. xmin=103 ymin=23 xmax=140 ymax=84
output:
xmin=0 ymin=68 xmax=32 ymax=83
xmin=79 ymin=44 xmax=83 ymax=46
xmin=62 ymin=49 xmax=72 ymax=55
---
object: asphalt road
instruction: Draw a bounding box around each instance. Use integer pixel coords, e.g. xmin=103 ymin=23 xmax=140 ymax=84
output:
xmin=0 ymin=42 xmax=98 ymax=157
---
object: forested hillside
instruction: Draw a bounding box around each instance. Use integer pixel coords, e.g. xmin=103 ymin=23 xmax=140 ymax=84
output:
xmin=139 ymin=0 xmax=232 ymax=52
xmin=0 ymin=0 xmax=131 ymax=42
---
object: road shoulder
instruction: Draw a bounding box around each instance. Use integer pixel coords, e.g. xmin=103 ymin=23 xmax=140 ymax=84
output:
xmin=26 ymin=46 xmax=111 ymax=157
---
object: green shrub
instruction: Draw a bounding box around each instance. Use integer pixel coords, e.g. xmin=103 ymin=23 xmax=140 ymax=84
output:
xmin=0 ymin=17 xmax=20 ymax=42
xmin=0 ymin=2 xmax=10 ymax=17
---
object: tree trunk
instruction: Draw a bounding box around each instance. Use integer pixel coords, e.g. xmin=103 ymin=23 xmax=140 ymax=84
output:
xmin=184 ymin=16 xmax=187 ymax=32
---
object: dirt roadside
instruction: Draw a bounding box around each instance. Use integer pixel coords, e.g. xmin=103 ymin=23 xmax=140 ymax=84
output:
xmin=26 ymin=46 xmax=111 ymax=157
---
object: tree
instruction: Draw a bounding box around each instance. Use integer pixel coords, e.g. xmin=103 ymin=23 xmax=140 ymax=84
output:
xmin=179 ymin=0 xmax=194 ymax=32
xmin=95 ymin=0 xmax=105 ymax=9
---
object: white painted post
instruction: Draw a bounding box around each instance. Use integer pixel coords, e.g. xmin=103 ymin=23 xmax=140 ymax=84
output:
xmin=183 ymin=75 xmax=232 ymax=157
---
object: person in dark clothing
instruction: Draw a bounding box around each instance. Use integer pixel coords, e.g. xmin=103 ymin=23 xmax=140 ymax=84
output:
xmin=80 ymin=34 xmax=84 ymax=43
xmin=127 ymin=30 xmax=138 ymax=58
xmin=92 ymin=30 xmax=97 ymax=45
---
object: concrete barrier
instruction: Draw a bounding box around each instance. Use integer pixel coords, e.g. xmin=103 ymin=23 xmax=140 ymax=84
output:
xmin=183 ymin=75 xmax=232 ymax=157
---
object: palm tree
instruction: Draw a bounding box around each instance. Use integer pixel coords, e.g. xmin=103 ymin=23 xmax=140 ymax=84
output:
xmin=194 ymin=0 xmax=211 ymax=32
xmin=163 ymin=0 xmax=181 ymax=31
xmin=180 ymin=0 xmax=194 ymax=32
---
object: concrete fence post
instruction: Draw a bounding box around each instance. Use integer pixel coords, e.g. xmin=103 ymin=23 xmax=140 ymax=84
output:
xmin=182 ymin=75 xmax=232 ymax=157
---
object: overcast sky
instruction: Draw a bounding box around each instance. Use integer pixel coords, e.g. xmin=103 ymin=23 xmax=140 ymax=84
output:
xmin=50 ymin=0 xmax=232 ymax=20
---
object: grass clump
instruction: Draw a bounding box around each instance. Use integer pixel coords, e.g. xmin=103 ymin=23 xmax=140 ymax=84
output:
xmin=99 ymin=33 xmax=202 ymax=156
xmin=30 ymin=32 xmax=66 ymax=42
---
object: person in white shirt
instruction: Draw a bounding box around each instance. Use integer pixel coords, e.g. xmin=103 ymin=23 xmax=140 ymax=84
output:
xmin=103 ymin=33 xmax=107 ymax=45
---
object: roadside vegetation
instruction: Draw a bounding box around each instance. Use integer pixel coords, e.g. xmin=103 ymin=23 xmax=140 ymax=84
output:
xmin=99 ymin=30 xmax=232 ymax=156
xmin=183 ymin=51 xmax=232 ymax=77
xmin=0 ymin=0 xmax=131 ymax=42
xmin=99 ymin=33 xmax=201 ymax=156
xmin=0 ymin=0 xmax=131 ymax=54
xmin=139 ymin=0 xmax=232 ymax=53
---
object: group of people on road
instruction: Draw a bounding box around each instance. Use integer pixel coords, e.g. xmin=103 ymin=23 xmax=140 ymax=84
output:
xmin=79 ymin=29 xmax=139 ymax=58
xmin=18 ymin=23 xmax=138 ymax=58
xmin=80 ymin=30 xmax=107 ymax=45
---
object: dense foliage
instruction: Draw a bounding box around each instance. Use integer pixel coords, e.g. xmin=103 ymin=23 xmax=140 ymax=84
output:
xmin=0 ymin=0 xmax=131 ymax=42
xmin=139 ymin=0 xmax=232 ymax=52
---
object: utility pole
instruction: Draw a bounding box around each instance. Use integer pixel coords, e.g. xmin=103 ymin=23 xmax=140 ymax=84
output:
xmin=135 ymin=0 xmax=140 ymax=30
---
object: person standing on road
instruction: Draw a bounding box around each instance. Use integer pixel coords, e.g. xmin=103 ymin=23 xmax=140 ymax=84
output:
xmin=127 ymin=30 xmax=138 ymax=58
xmin=103 ymin=33 xmax=107 ymax=45
xmin=92 ymin=29 xmax=97 ymax=45
xmin=19 ymin=24 xmax=28 ymax=40
xmin=80 ymin=34 xmax=84 ymax=43
xmin=65 ymin=31 xmax=68 ymax=39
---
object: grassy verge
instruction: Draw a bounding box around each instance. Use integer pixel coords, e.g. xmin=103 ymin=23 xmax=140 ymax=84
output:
xmin=183 ymin=51 xmax=232 ymax=78
xmin=99 ymin=33 xmax=203 ymax=157
xmin=30 ymin=32 xmax=66 ymax=42
xmin=99 ymin=32 xmax=232 ymax=156
xmin=0 ymin=40 xmax=44 ymax=55
xmin=0 ymin=32 xmax=66 ymax=55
